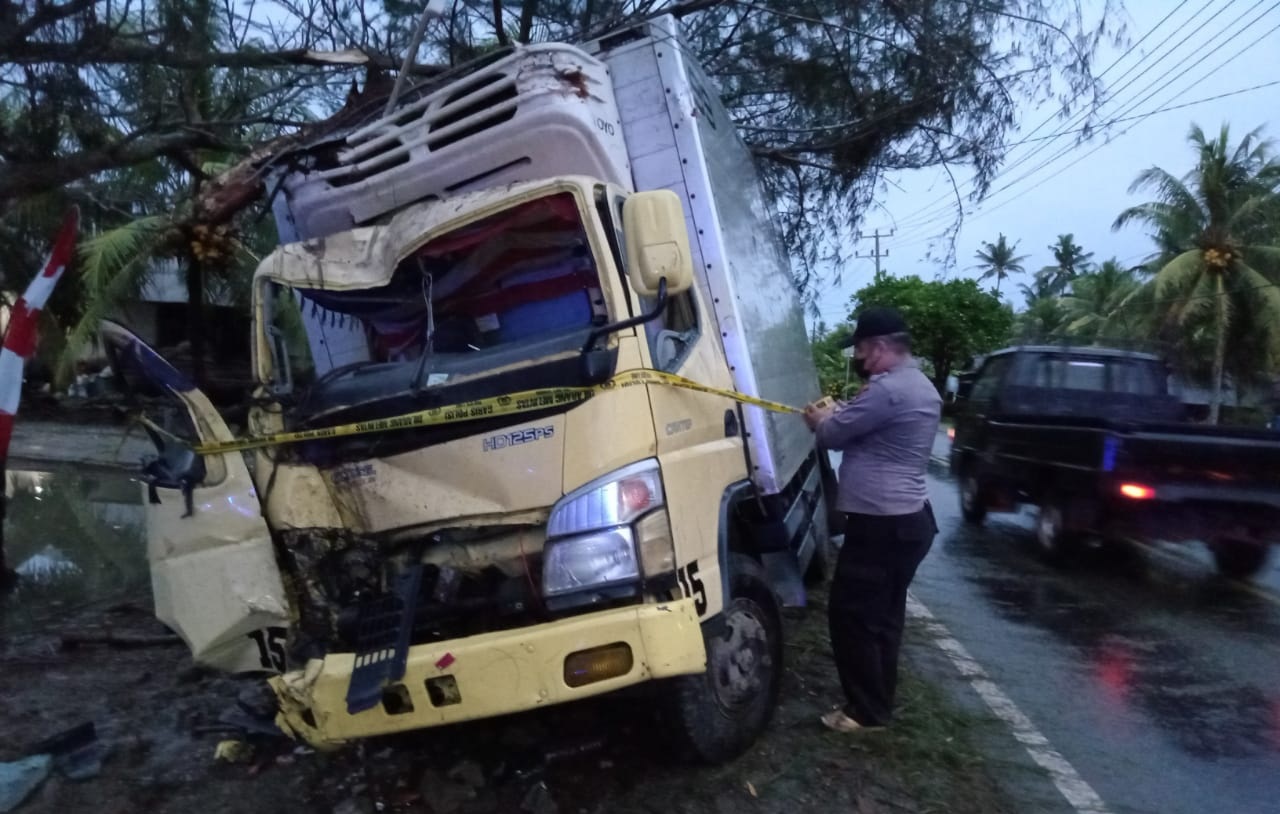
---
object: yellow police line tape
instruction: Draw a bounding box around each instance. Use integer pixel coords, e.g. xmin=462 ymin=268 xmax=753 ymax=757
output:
xmin=191 ymin=369 xmax=805 ymax=455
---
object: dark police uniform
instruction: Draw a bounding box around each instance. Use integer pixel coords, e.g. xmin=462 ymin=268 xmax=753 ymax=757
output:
xmin=816 ymin=352 xmax=941 ymax=727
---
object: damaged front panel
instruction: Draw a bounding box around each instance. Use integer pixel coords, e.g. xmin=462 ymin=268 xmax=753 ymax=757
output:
xmin=271 ymin=597 xmax=706 ymax=746
xmin=100 ymin=320 xmax=294 ymax=674
xmin=279 ymin=522 xmax=558 ymax=669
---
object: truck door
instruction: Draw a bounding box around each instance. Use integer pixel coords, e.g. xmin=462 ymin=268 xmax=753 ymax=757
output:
xmin=100 ymin=320 xmax=292 ymax=674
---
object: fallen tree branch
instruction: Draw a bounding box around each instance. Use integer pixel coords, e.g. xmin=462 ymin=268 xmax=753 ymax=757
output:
xmin=2 ymin=39 xmax=444 ymax=74
xmin=0 ymin=130 xmax=223 ymax=202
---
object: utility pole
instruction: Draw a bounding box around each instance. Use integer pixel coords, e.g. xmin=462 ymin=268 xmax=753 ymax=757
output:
xmin=856 ymin=229 xmax=893 ymax=279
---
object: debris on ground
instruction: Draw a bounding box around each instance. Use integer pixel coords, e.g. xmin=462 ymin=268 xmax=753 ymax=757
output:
xmin=214 ymin=740 xmax=255 ymax=765
xmin=418 ymin=768 xmax=476 ymax=814
xmin=25 ymin=723 xmax=106 ymax=783
xmin=446 ymin=760 xmax=485 ymax=790
xmin=0 ymin=755 xmax=51 ymax=813
xmin=2 ymin=570 xmax=1019 ymax=814
xmin=519 ymin=780 xmax=558 ymax=814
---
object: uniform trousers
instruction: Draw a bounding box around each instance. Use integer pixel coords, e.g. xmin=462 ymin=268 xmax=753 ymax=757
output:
xmin=828 ymin=505 xmax=936 ymax=726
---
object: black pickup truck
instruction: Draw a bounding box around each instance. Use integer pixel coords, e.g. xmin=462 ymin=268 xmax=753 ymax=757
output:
xmin=950 ymin=345 xmax=1280 ymax=578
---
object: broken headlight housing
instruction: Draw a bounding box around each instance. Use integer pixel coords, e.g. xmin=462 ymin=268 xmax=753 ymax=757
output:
xmin=543 ymin=459 xmax=675 ymax=609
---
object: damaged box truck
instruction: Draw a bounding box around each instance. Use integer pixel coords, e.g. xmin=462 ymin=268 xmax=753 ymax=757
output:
xmin=106 ymin=15 xmax=835 ymax=762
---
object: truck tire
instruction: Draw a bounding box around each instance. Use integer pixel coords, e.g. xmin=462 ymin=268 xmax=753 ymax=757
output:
xmin=960 ymin=470 xmax=987 ymax=526
xmin=1210 ymin=538 xmax=1270 ymax=579
xmin=668 ymin=554 xmax=782 ymax=763
xmin=1035 ymin=501 xmax=1078 ymax=566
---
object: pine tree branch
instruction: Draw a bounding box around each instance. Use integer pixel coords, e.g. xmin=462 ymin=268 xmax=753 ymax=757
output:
xmin=1 ymin=38 xmax=444 ymax=74
xmin=0 ymin=129 xmax=224 ymax=203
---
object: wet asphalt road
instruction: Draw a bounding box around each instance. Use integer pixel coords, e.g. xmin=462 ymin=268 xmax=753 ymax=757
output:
xmin=908 ymin=435 xmax=1280 ymax=814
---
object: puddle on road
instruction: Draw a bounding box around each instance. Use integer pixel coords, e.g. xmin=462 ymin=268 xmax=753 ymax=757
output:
xmin=1 ymin=467 xmax=147 ymax=635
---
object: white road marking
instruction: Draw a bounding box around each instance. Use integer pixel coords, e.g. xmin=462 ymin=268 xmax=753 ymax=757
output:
xmin=907 ymin=594 xmax=1113 ymax=814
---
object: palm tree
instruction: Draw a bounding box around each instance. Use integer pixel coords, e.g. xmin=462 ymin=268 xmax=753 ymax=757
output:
xmin=1061 ymin=259 xmax=1141 ymax=342
xmin=1014 ymin=295 xmax=1068 ymax=342
xmin=1018 ymin=271 xmax=1056 ymax=304
xmin=60 ymin=1 xmax=296 ymax=388
xmin=1113 ymin=123 xmax=1280 ymax=423
xmin=974 ymin=234 xmax=1028 ymax=298
xmin=1040 ymin=233 xmax=1094 ymax=295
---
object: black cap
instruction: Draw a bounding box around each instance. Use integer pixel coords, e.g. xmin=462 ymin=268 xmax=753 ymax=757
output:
xmin=850 ymin=306 xmax=909 ymax=344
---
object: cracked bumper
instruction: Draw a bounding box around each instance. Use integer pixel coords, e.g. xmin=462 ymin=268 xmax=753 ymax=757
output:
xmin=270 ymin=598 xmax=706 ymax=747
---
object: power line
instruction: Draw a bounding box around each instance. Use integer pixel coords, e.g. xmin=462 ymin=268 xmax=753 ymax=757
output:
xmin=894 ymin=0 xmax=1227 ymax=231
xmin=894 ymin=1 xmax=1280 ymax=246
xmin=893 ymin=75 xmax=1280 ymax=253
xmin=892 ymin=0 xmax=1227 ymax=231
xmin=995 ymin=80 xmax=1280 ymax=146
xmin=955 ymin=4 xmax=1280 ymax=227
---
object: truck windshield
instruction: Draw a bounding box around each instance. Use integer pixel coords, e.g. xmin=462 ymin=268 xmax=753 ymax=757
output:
xmin=267 ymin=192 xmax=609 ymax=410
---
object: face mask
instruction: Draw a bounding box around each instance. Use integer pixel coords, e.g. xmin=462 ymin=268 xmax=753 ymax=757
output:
xmin=852 ymin=356 xmax=872 ymax=381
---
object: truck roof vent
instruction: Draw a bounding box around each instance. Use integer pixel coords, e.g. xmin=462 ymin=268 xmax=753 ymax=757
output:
xmin=427 ymin=73 xmax=519 ymax=150
xmin=274 ymin=44 xmax=633 ymax=241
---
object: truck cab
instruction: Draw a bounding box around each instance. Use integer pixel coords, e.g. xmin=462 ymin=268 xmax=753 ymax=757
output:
xmin=114 ymin=16 xmax=832 ymax=762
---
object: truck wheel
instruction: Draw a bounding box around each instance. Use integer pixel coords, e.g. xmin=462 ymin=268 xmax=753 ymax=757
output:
xmin=960 ymin=471 xmax=987 ymax=525
xmin=1035 ymin=502 xmax=1077 ymax=565
xmin=1210 ymin=538 xmax=1270 ymax=579
xmin=668 ymin=554 xmax=782 ymax=763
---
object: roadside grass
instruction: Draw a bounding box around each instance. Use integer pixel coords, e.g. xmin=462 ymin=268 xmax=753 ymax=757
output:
xmin=766 ymin=591 xmax=1014 ymax=814
xmin=856 ymin=670 xmax=1008 ymax=813
xmin=526 ymin=589 xmax=1022 ymax=813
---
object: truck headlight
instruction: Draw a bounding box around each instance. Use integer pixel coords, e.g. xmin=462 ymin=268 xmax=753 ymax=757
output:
xmin=547 ymin=459 xmax=664 ymax=537
xmin=544 ymin=460 xmax=675 ymax=604
xmin=543 ymin=528 xmax=639 ymax=597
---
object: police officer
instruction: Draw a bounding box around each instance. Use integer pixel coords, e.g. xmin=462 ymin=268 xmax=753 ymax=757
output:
xmin=803 ymin=306 xmax=941 ymax=732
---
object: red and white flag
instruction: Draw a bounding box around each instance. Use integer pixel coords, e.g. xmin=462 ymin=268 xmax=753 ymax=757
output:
xmin=0 ymin=207 xmax=80 ymax=463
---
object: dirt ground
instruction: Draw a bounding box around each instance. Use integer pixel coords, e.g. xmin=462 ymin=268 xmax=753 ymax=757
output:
xmin=0 ymin=588 xmax=1015 ymax=814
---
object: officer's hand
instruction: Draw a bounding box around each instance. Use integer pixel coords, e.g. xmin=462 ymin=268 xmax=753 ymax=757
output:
xmin=803 ymin=404 xmax=831 ymax=431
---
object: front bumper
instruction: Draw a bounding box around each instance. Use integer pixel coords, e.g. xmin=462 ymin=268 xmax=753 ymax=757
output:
xmin=270 ymin=598 xmax=706 ymax=747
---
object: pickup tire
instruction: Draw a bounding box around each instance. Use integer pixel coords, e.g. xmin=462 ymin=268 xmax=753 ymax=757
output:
xmin=960 ymin=470 xmax=987 ymax=525
xmin=668 ymin=554 xmax=782 ymax=763
xmin=1035 ymin=501 xmax=1078 ymax=565
xmin=1210 ymin=538 xmax=1271 ymax=579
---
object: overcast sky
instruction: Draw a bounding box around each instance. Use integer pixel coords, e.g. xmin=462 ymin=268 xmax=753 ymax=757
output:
xmin=809 ymin=0 xmax=1280 ymax=329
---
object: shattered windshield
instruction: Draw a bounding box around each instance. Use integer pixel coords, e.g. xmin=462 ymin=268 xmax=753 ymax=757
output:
xmin=267 ymin=193 xmax=609 ymax=403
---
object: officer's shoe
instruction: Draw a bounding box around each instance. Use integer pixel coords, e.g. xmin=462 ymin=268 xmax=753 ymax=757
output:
xmin=820 ymin=708 xmax=885 ymax=733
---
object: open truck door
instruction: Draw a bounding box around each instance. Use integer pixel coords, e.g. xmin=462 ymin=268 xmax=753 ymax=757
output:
xmin=100 ymin=320 xmax=291 ymax=674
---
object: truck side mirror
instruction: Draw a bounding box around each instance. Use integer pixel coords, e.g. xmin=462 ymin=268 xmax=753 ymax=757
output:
xmin=622 ymin=190 xmax=694 ymax=297
xmin=140 ymin=422 xmax=207 ymax=518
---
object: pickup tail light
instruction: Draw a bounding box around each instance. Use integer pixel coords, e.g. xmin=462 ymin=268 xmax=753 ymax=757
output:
xmin=947 ymin=427 xmax=956 ymax=440
xmin=1119 ymin=482 xmax=1156 ymax=500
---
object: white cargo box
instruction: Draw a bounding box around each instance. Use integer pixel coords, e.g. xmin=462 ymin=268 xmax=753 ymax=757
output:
xmin=587 ymin=17 xmax=821 ymax=496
